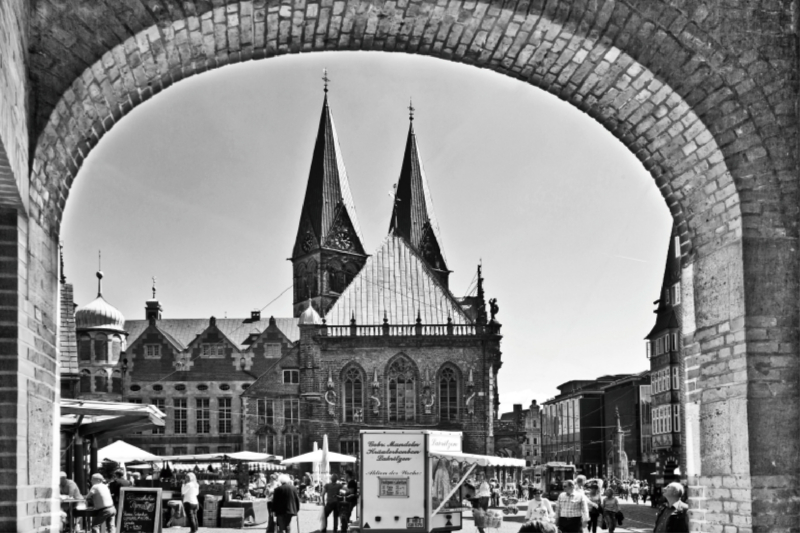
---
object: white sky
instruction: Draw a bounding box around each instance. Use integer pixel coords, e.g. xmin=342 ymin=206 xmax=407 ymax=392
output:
xmin=61 ymin=52 xmax=673 ymax=413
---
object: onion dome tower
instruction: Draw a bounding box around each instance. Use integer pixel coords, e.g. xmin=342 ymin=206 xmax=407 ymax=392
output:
xmin=389 ymin=101 xmax=450 ymax=288
xmin=291 ymin=71 xmax=368 ymax=318
xmin=74 ymin=263 xmax=128 ymax=400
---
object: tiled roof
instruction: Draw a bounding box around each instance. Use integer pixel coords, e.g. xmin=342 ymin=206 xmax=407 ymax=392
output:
xmin=325 ymin=234 xmax=471 ymax=325
xmin=644 ymin=309 xmax=680 ymax=339
xmin=293 ymin=95 xmax=365 ymax=255
xmin=124 ymin=317 xmax=300 ymax=350
xmin=59 ymin=283 xmax=79 ymax=375
xmin=388 ymin=122 xmax=448 ymax=271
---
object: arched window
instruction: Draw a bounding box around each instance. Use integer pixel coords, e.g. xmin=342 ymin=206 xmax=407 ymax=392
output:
xmin=94 ymin=333 xmax=108 ymax=362
xmin=94 ymin=370 xmax=108 ymax=393
xmin=78 ymin=335 xmax=91 ymax=361
xmin=306 ymin=260 xmax=317 ymax=297
xmin=295 ymin=263 xmax=307 ymax=300
xmin=342 ymin=366 xmax=364 ymax=422
xmin=111 ymin=370 xmax=122 ymax=394
xmin=80 ymin=370 xmax=92 ymax=393
xmin=110 ymin=336 xmax=121 ymax=363
xmin=439 ymin=367 xmax=459 ymax=421
xmin=345 ymin=263 xmax=358 ymax=284
xmin=328 ymin=261 xmax=346 ymax=293
xmin=387 ymin=357 xmax=417 ymax=422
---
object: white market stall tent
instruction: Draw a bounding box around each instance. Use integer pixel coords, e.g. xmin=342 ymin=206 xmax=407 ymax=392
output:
xmin=281 ymin=449 xmax=357 ymax=465
xmin=97 ymin=440 xmax=161 ymax=464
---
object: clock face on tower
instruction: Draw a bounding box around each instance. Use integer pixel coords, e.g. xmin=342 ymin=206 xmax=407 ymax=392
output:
xmin=302 ymin=231 xmax=315 ymax=253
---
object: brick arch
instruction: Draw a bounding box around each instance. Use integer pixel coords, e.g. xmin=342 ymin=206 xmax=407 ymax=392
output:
xmin=29 ymin=0 xmax=795 ymax=257
xmin=12 ymin=1 xmax=799 ymax=531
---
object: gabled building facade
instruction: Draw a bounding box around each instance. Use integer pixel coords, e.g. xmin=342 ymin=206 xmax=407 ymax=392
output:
xmin=242 ymin=96 xmax=502 ymax=457
xmin=645 ymin=224 xmax=685 ymax=480
xmin=62 ymin=91 xmax=504 ymax=459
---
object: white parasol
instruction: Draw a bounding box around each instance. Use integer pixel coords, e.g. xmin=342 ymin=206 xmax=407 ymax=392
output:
xmin=321 ymin=434 xmax=330 ymax=484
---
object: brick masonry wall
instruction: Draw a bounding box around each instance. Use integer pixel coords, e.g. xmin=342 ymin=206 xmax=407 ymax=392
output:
xmin=0 ymin=210 xmax=60 ymax=533
xmin=0 ymin=0 xmax=28 ymax=210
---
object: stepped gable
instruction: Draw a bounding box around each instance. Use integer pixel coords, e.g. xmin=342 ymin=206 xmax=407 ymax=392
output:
xmin=124 ymin=317 xmax=300 ymax=349
xmin=324 ymin=234 xmax=471 ymax=326
xmin=292 ymin=94 xmax=365 ymax=258
xmin=388 ymin=120 xmax=449 ymax=281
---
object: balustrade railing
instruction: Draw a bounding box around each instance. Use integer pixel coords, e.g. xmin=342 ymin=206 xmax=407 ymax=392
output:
xmin=323 ymin=322 xmax=494 ymax=337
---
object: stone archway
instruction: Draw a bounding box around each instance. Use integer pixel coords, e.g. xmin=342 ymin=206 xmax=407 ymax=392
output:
xmin=0 ymin=1 xmax=797 ymax=532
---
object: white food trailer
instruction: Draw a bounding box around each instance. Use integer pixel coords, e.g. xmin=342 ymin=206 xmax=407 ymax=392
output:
xmin=359 ymin=430 xmax=526 ymax=533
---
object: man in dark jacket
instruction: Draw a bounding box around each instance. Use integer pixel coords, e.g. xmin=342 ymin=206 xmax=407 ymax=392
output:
xmin=653 ymin=482 xmax=689 ymax=532
xmin=272 ymin=474 xmax=301 ymax=533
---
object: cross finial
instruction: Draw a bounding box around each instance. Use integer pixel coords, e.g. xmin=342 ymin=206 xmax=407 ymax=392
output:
xmin=322 ymin=69 xmax=330 ymax=93
xmin=408 ymin=98 xmax=415 ymax=121
xmin=152 ymin=276 xmax=157 ymax=299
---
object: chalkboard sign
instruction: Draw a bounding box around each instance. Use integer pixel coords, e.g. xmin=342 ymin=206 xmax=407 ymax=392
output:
xmin=116 ymin=487 xmax=163 ymax=533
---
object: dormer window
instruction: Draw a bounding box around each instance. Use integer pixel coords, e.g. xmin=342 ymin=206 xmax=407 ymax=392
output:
xmin=145 ymin=344 xmax=161 ymax=358
xmin=283 ymin=370 xmax=300 ymax=384
xmin=201 ymin=343 xmax=225 ymax=358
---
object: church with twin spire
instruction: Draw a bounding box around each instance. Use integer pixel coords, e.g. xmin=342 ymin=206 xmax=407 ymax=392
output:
xmin=61 ymin=86 xmax=504 ymax=459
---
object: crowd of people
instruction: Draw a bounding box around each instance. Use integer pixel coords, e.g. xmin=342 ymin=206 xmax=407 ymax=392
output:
xmin=511 ymin=475 xmax=689 ymax=533
xmin=58 ymin=467 xmax=359 ymax=533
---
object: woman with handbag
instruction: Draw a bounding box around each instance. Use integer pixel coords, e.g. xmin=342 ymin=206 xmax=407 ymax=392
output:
xmin=600 ymin=488 xmax=620 ymax=533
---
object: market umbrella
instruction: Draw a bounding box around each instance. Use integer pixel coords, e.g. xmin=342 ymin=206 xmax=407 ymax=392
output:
xmin=97 ymin=440 xmax=161 ymax=464
xmin=321 ymin=435 xmax=330 ymax=484
xmin=281 ymin=449 xmax=356 ymax=465
xmin=312 ymin=442 xmax=320 ymax=485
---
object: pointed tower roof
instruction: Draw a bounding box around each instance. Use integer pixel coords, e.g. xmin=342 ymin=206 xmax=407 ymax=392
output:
xmin=389 ymin=117 xmax=448 ymax=274
xmin=292 ymin=94 xmax=365 ymax=257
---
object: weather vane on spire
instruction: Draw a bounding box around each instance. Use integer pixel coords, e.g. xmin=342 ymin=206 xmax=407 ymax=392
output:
xmin=152 ymin=276 xmax=157 ymax=299
xmin=408 ymin=98 xmax=415 ymax=121
xmin=322 ymin=68 xmax=330 ymax=93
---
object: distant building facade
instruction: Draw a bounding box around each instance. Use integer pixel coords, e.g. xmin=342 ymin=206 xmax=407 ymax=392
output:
xmin=494 ymin=404 xmax=528 ymax=459
xmin=601 ymin=372 xmax=653 ymax=479
xmin=61 ymin=92 xmax=504 ymax=459
xmin=241 ymin=94 xmax=503 ymax=457
xmin=540 ymin=378 xmax=623 ymax=477
xmin=523 ymin=400 xmax=542 ymax=466
xmin=645 ymin=224 xmax=685 ymax=479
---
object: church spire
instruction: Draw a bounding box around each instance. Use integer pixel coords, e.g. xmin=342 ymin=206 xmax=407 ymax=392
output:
xmin=291 ymin=80 xmax=368 ymax=318
xmin=292 ymin=85 xmax=365 ymax=259
xmin=389 ymin=109 xmax=450 ymax=288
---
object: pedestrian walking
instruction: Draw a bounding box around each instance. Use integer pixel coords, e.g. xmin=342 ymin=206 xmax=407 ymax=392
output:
xmin=630 ymin=480 xmax=639 ymax=504
xmin=321 ymin=474 xmax=341 ymax=533
xmin=181 ymin=473 xmax=199 ymax=533
xmin=600 ymin=488 xmax=620 ymax=533
xmin=553 ymin=480 xmax=588 ymax=533
xmin=586 ymin=484 xmax=602 ymax=533
xmin=524 ymin=487 xmax=554 ymax=523
xmin=474 ymin=472 xmax=492 ymax=533
xmin=653 ymin=482 xmax=689 ymax=532
xmin=272 ymin=474 xmax=301 ymax=533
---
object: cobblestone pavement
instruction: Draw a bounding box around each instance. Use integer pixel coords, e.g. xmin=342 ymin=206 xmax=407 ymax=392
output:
xmin=188 ymin=500 xmax=658 ymax=533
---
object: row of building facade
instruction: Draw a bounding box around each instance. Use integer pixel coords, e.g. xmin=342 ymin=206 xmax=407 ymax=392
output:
xmin=59 ymin=89 xmax=684 ymax=481
xmin=495 ymin=225 xmax=684 ymax=481
xmin=59 ymin=91 xmax=506 ymax=466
